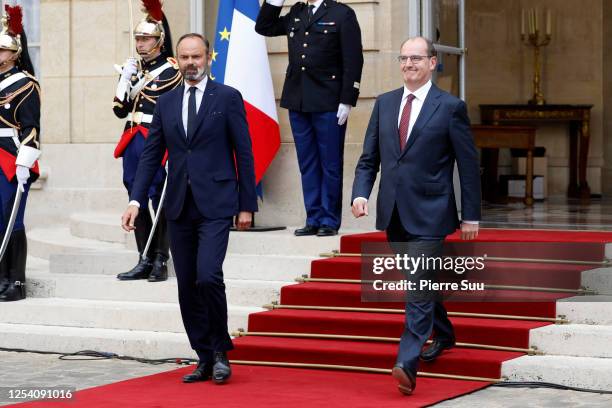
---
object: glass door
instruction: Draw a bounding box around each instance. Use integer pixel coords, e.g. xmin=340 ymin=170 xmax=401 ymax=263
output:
xmin=411 ymin=0 xmax=466 ymax=100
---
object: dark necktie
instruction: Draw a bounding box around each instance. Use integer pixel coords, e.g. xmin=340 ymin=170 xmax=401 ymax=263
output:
xmin=308 ymin=4 xmax=315 ymax=21
xmin=398 ymin=93 xmax=416 ymax=151
xmin=187 ymin=87 xmax=197 ymax=141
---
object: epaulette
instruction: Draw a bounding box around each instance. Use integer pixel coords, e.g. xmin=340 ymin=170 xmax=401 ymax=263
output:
xmin=167 ymin=57 xmax=179 ymax=70
xmin=22 ymin=71 xmax=39 ymax=83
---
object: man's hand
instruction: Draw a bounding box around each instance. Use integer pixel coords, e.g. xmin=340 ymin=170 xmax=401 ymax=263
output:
xmin=351 ymin=198 xmax=368 ymax=218
xmin=337 ymin=103 xmax=351 ymax=126
xmin=121 ymin=205 xmax=140 ymax=232
xmin=461 ymin=222 xmax=479 ymax=241
xmin=121 ymin=58 xmax=138 ymax=82
xmin=236 ymin=211 xmax=252 ymax=230
xmin=15 ymin=165 xmax=30 ymax=191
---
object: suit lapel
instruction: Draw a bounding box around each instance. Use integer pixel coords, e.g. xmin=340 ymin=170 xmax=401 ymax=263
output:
xmin=190 ymin=78 xmax=216 ymax=143
xmin=401 ymin=85 xmax=442 ymax=157
xmin=175 ymin=85 xmax=188 ymax=141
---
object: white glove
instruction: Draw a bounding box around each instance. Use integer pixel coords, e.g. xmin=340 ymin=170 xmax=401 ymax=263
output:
xmin=266 ymin=0 xmax=285 ymax=6
xmin=15 ymin=165 xmax=30 ymax=188
xmin=337 ymin=103 xmax=351 ymax=126
xmin=120 ymin=58 xmax=138 ymax=82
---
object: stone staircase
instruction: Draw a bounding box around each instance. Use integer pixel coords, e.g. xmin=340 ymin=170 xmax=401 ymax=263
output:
xmin=0 ymin=213 xmax=341 ymax=359
xmin=501 ymin=268 xmax=612 ymax=390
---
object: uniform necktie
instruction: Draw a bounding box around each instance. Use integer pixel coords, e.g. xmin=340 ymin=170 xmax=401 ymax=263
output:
xmin=187 ymin=87 xmax=197 ymax=141
xmin=398 ymin=94 xmax=416 ymax=151
xmin=308 ymin=4 xmax=315 ymax=21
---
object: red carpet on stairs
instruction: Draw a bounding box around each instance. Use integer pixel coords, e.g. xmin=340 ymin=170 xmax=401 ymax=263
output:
xmin=14 ymin=229 xmax=610 ymax=408
xmin=226 ymin=229 xmax=610 ymax=404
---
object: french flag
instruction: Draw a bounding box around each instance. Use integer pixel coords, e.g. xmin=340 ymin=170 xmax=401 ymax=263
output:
xmin=211 ymin=0 xmax=280 ymax=185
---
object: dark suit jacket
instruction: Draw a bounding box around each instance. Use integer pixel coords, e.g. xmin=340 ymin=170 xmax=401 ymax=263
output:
xmin=131 ymin=80 xmax=258 ymax=220
xmin=351 ymin=84 xmax=481 ymax=236
xmin=255 ymin=0 xmax=363 ymax=112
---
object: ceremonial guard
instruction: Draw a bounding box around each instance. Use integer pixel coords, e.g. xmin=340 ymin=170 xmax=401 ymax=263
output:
xmin=256 ymin=0 xmax=363 ymax=236
xmin=113 ymin=0 xmax=181 ymax=282
xmin=0 ymin=5 xmax=41 ymax=302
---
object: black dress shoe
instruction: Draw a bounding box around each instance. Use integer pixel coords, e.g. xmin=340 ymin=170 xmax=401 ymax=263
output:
xmin=0 ymin=281 xmax=25 ymax=302
xmin=148 ymin=255 xmax=168 ymax=282
xmin=294 ymin=225 xmax=319 ymax=236
xmin=420 ymin=338 xmax=455 ymax=362
xmin=117 ymin=257 xmax=153 ymax=280
xmin=392 ymin=364 xmax=416 ymax=395
xmin=212 ymin=351 xmax=231 ymax=384
xmin=0 ymin=279 xmax=8 ymax=296
xmin=316 ymin=226 xmax=338 ymax=237
xmin=182 ymin=362 xmax=212 ymax=383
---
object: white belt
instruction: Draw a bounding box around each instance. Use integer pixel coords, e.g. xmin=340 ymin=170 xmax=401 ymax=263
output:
xmin=127 ymin=112 xmax=153 ymax=124
xmin=0 ymin=128 xmax=20 ymax=148
xmin=0 ymin=128 xmax=17 ymax=137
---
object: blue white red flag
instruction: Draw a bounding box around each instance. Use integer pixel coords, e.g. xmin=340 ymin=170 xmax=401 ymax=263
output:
xmin=212 ymin=0 xmax=280 ymax=185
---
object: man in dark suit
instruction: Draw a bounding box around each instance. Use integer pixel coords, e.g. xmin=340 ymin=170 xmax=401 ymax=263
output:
xmin=256 ymin=0 xmax=363 ymax=236
xmin=351 ymin=37 xmax=481 ymax=395
xmin=122 ymin=33 xmax=257 ymax=385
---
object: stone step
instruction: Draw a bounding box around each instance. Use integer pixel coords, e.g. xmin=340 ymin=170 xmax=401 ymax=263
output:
xmin=27 ymin=226 xmax=126 ymax=260
xmin=70 ymin=212 xmax=132 ymax=247
xmin=28 ymin=188 xmax=127 ymax=227
xmin=0 ymin=323 xmax=196 ymax=360
xmin=49 ymin=252 xmax=176 ymax=277
xmin=228 ymin=229 xmax=343 ymax=256
xmin=529 ymin=324 xmax=612 ymax=358
xmin=48 ymin=252 xmax=314 ymax=282
xmin=502 ymin=355 xmax=612 ymax=391
xmin=0 ymin=298 xmax=258 ymax=334
xmin=556 ymin=296 xmax=612 ymax=325
xmin=28 ymin=272 xmax=287 ymax=307
xmin=581 ymin=267 xmax=612 ymax=295
xmin=68 ymin=213 xmax=343 ymax=256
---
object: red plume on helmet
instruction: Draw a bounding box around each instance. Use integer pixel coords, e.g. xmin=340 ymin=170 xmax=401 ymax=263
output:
xmin=141 ymin=0 xmax=163 ymax=23
xmin=5 ymin=4 xmax=23 ymax=36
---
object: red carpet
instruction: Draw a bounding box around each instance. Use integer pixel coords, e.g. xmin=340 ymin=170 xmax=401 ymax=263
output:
xmin=14 ymin=228 xmax=610 ymax=407
xmin=13 ymin=365 xmax=489 ymax=408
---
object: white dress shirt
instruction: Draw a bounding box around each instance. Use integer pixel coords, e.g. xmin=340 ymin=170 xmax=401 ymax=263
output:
xmin=182 ymin=76 xmax=208 ymax=136
xmin=398 ymin=80 xmax=432 ymax=144
xmin=128 ymin=77 xmax=208 ymax=209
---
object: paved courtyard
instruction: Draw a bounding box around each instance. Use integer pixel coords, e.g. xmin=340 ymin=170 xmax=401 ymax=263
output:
xmin=1 ymin=351 xmax=611 ymax=407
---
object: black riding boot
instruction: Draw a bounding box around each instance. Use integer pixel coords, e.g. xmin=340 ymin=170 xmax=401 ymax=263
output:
xmin=0 ymin=230 xmax=27 ymax=302
xmin=0 ymin=249 xmax=9 ymax=296
xmin=147 ymin=208 xmax=169 ymax=282
xmin=117 ymin=211 xmax=154 ymax=280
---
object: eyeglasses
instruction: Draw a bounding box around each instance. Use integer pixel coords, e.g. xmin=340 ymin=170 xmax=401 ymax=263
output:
xmin=397 ymin=55 xmax=431 ymax=64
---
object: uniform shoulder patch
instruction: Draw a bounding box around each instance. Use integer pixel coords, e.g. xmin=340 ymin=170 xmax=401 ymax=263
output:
xmin=167 ymin=57 xmax=179 ymax=69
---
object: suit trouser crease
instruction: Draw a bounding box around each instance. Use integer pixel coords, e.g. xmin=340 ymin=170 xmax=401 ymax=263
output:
xmin=168 ymin=189 xmax=233 ymax=363
xmin=289 ymin=111 xmax=346 ymax=230
xmin=386 ymin=207 xmax=454 ymax=376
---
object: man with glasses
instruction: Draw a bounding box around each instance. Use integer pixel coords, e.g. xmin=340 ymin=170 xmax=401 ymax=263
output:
xmin=351 ymin=37 xmax=481 ymax=395
xmin=256 ymin=0 xmax=363 ymax=237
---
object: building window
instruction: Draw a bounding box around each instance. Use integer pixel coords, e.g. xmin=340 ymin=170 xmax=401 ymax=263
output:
xmin=2 ymin=0 xmax=40 ymax=76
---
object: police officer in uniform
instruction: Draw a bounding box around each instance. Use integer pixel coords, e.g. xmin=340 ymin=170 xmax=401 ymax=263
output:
xmin=114 ymin=0 xmax=181 ymax=282
xmin=256 ymin=0 xmax=363 ymax=236
xmin=0 ymin=5 xmax=41 ymax=302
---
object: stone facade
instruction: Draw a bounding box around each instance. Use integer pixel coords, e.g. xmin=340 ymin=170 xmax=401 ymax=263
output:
xmin=35 ymin=0 xmax=610 ymax=229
